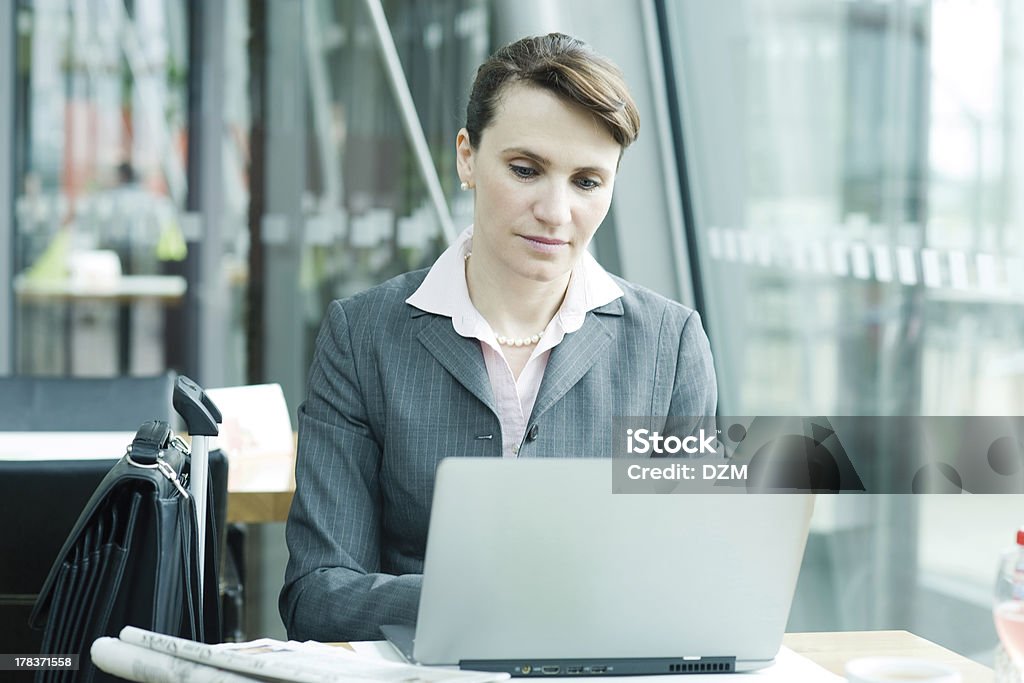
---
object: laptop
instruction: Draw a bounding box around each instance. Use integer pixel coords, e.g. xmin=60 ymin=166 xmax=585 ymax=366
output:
xmin=382 ymin=458 xmax=814 ymax=677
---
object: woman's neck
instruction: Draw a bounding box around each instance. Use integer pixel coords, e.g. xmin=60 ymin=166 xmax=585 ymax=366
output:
xmin=464 ymin=251 xmax=570 ymax=339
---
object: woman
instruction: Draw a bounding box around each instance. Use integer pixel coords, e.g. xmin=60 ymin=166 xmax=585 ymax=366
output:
xmin=280 ymin=33 xmax=717 ymax=642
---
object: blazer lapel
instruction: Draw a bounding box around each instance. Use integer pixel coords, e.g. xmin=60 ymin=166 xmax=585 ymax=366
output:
xmin=415 ymin=313 xmax=496 ymax=413
xmin=530 ymin=299 xmax=623 ymax=422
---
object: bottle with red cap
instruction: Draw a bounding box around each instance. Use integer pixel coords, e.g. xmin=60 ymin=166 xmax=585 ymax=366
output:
xmin=993 ymin=526 xmax=1024 ymax=682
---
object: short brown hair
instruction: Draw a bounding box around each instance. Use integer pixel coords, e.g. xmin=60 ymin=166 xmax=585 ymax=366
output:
xmin=465 ymin=33 xmax=640 ymax=151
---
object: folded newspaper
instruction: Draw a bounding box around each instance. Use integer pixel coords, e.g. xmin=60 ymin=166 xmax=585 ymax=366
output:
xmin=92 ymin=626 xmax=510 ymax=683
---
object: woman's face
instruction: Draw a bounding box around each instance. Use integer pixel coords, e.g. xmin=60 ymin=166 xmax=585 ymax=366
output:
xmin=456 ymin=82 xmax=621 ymax=285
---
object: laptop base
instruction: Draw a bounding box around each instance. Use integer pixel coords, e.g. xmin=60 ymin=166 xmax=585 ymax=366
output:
xmin=382 ymin=625 xmax=739 ymax=677
xmin=460 ymin=656 xmax=738 ymax=677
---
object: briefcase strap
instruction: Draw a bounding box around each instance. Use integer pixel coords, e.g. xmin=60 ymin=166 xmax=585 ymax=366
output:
xmin=128 ymin=421 xmax=173 ymax=466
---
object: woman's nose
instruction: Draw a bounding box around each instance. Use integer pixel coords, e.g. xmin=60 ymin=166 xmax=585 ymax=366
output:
xmin=532 ymin=182 xmax=572 ymax=227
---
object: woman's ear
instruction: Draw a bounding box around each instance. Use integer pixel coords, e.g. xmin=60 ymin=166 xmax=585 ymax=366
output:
xmin=456 ymin=128 xmax=475 ymax=188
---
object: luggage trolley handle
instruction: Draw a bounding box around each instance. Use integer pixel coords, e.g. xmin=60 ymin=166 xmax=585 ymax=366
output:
xmin=172 ymin=376 xmax=222 ymax=593
xmin=173 ymin=376 xmax=222 ymax=437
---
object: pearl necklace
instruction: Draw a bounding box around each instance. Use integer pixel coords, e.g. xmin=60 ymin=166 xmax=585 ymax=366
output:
xmin=496 ymin=331 xmax=544 ymax=347
xmin=465 ymin=251 xmax=545 ymax=347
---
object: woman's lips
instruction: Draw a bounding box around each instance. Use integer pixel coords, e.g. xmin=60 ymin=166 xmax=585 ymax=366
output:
xmin=521 ymin=235 xmax=568 ymax=253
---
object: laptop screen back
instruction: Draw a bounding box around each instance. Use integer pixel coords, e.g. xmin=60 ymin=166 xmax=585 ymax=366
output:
xmin=413 ymin=458 xmax=813 ymax=669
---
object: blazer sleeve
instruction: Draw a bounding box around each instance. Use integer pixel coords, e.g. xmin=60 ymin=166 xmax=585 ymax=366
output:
xmin=280 ymin=300 xmax=421 ymax=642
xmin=670 ymin=309 xmax=718 ymax=417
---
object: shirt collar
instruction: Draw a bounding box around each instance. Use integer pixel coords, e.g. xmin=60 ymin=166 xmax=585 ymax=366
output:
xmin=406 ymin=226 xmax=624 ymax=337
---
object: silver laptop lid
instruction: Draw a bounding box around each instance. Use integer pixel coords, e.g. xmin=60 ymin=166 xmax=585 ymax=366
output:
xmin=413 ymin=458 xmax=813 ymax=669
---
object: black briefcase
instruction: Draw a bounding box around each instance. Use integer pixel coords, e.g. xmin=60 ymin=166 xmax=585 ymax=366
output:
xmin=29 ymin=420 xmax=221 ymax=683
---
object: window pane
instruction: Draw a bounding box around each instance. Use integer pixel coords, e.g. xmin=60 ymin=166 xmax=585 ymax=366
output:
xmin=13 ymin=0 xmax=190 ymax=376
xmin=662 ymin=0 xmax=1021 ymax=662
xmin=254 ymin=0 xmax=487 ymax=411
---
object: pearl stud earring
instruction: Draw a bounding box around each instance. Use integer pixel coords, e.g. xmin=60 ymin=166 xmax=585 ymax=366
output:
xmin=460 ymin=181 xmax=470 ymax=191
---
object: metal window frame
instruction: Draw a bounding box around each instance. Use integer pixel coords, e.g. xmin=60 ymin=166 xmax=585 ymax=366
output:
xmin=0 ymin=1 xmax=15 ymax=374
xmin=650 ymin=0 xmax=706 ymax=319
xmin=183 ymin=0 xmax=229 ymax=388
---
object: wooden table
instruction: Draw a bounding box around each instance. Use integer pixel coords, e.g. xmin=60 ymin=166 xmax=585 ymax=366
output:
xmin=13 ymin=274 xmax=188 ymax=302
xmin=14 ymin=274 xmax=187 ymax=375
xmin=227 ymin=488 xmax=294 ymax=524
xmin=784 ymin=630 xmax=993 ymax=682
xmin=225 ymin=435 xmax=296 ymax=524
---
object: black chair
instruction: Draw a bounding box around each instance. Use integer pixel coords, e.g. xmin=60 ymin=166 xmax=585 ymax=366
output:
xmin=0 ymin=373 xmax=176 ymax=431
xmin=0 ymin=374 xmax=229 ymax=679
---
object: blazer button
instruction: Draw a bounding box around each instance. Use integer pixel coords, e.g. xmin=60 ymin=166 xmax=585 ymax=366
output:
xmin=527 ymin=424 xmax=539 ymax=441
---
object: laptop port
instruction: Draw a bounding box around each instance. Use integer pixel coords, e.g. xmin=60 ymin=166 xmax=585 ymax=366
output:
xmin=566 ymin=667 xmax=583 ymax=675
xmin=521 ymin=665 xmax=532 ymax=674
xmin=589 ymin=666 xmax=607 ymax=674
xmin=541 ymin=666 xmax=560 ymax=675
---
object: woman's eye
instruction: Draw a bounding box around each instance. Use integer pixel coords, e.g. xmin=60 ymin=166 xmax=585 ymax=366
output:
xmin=575 ymin=177 xmax=601 ymax=191
xmin=509 ymin=164 xmax=538 ymax=179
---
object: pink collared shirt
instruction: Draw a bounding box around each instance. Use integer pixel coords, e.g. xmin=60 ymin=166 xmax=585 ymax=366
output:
xmin=406 ymin=227 xmax=623 ymax=458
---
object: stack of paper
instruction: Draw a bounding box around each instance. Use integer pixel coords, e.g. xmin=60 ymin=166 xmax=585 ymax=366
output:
xmin=91 ymin=627 xmax=509 ymax=683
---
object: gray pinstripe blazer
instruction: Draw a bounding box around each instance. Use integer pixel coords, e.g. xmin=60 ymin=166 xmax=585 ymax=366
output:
xmin=280 ymin=268 xmax=717 ymax=642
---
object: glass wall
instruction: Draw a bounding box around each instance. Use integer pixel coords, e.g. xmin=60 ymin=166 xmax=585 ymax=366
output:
xmin=661 ymin=0 xmax=1023 ymax=662
xmin=5 ymin=0 xmax=1018 ymax=653
xmin=6 ymin=0 xmax=487 ymax=406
